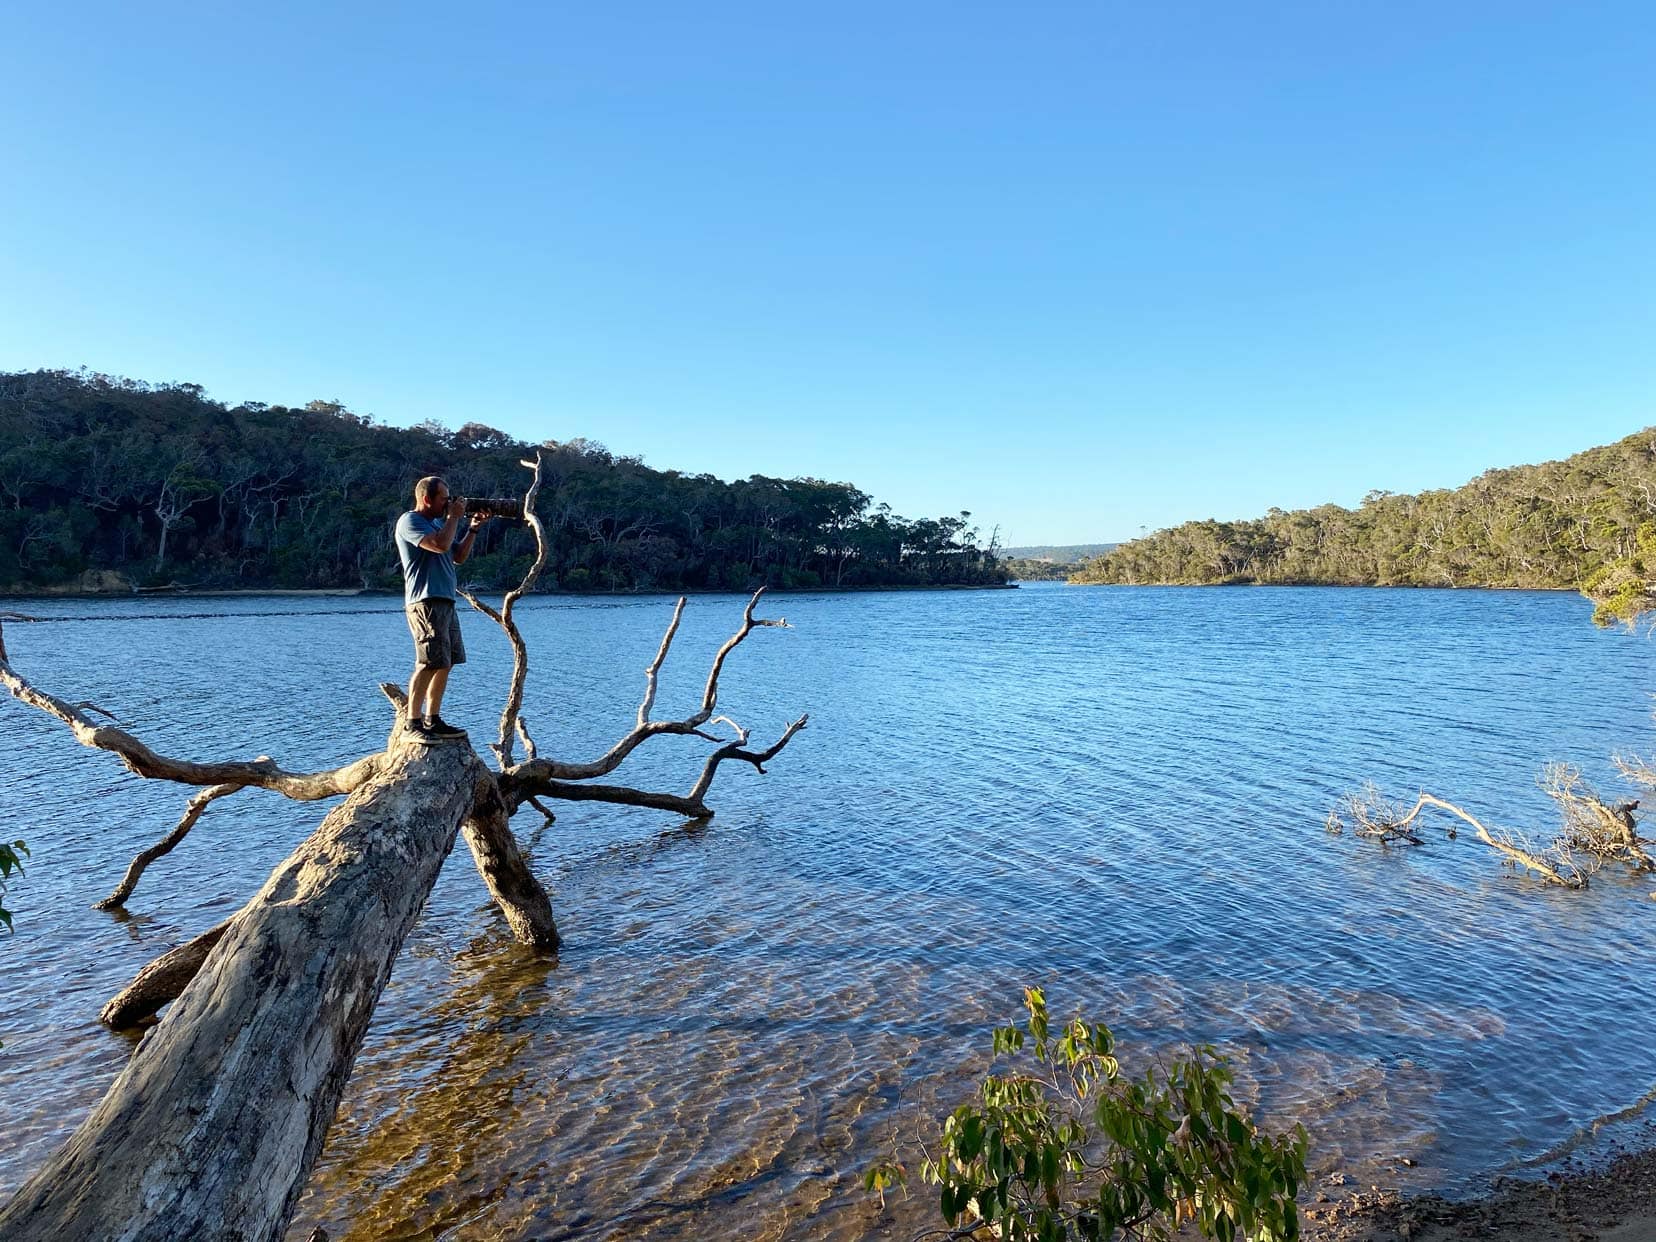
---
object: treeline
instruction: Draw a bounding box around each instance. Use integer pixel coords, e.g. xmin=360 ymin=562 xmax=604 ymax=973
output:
xmin=0 ymin=369 xmax=1007 ymax=593
xmin=1075 ymin=429 xmax=1656 ymax=592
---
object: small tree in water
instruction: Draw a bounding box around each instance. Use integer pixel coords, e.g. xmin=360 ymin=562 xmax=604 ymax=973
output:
xmin=868 ymin=987 xmax=1307 ymax=1242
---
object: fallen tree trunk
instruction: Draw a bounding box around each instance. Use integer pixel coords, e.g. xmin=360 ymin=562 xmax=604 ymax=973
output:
xmin=0 ymin=738 xmax=483 ymax=1242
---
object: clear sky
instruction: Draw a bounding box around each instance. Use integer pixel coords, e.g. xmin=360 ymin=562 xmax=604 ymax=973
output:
xmin=3 ymin=2 xmax=1652 ymax=544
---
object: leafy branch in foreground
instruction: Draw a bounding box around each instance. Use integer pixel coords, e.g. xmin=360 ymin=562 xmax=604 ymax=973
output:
xmin=868 ymin=987 xmax=1306 ymax=1241
xmin=0 ymin=839 xmax=26 ymax=932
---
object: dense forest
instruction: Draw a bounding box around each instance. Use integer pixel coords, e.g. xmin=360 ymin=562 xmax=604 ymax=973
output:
xmin=1074 ymin=429 xmax=1656 ymax=606
xmin=0 ymin=369 xmax=1008 ymax=594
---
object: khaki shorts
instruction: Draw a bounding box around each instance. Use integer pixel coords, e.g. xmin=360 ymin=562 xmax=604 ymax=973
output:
xmin=407 ymin=598 xmax=466 ymax=669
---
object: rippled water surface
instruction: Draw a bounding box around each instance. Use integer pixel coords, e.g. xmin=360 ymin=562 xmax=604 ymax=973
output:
xmin=2 ymin=584 xmax=1653 ymax=1238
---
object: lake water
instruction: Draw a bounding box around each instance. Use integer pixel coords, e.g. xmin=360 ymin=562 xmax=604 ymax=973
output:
xmin=1 ymin=583 xmax=1653 ymax=1239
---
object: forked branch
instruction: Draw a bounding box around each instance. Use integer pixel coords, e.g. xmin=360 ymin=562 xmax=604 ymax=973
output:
xmin=502 ymin=713 xmax=809 ymax=820
xmin=460 ymin=451 xmax=551 ymax=768
xmin=506 ymin=587 xmax=792 ymax=786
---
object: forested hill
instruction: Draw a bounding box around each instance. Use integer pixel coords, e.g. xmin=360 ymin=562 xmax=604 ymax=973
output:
xmin=0 ymin=369 xmax=1007 ymax=594
xmin=1073 ymin=429 xmax=1656 ymax=594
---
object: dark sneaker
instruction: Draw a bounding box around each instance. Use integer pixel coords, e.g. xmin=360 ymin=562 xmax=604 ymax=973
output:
xmin=404 ymin=712 xmax=430 ymax=735
xmin=424 ymin=715 xmax=467 ymax=739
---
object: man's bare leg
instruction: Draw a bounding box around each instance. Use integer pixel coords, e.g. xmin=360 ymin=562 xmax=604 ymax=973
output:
xmin=425 ymin=666 xmax=452 ymax=721
xmin=407 ymin=664 xmax=436 ymax=723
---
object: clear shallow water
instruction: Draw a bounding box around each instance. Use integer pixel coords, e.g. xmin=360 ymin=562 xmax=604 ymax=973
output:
xmin=1 ymin=583 xmax=1652 ymax=1239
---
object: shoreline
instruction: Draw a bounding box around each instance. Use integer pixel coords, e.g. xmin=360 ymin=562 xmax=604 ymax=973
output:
xmin=1308 ymin=1143 xmax=1656 ymax=1241
xmin=1062 ymin=578 xmax=1583 ymax=593
xmin=0 ymin=581 xmax=1018 ymax=603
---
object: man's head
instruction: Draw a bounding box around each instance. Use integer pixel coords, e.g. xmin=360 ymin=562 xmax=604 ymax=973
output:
xmin=414 ymin=475 xmax=450 ymax=517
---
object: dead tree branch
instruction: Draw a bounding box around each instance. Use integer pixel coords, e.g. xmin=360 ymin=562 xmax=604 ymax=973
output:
xmin=1324 ymin=782 xmax=1425 ymax=845
xmin=1328 ymin=786 xmax=1591 ymax=887
xmin=1 ymin=635 xmax=384 ymax=797
xmin=504 ymin=587 xmax=794 ymax=788
xmin=1543 ymin=762 xmax=1652 ymax=871
xmin=94 ymin=783 xmax=243 ymax=910
xmin=100 ymin=917 xmax=233 ymax=1028
xmin=459 ymin=774 xmax=559 ymax=951
xmin=459 ymin=451 xmax=550 ymax=768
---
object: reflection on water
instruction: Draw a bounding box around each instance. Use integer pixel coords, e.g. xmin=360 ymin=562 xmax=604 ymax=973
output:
xmin=0 ymin=585 xmax=1652 ymax=1239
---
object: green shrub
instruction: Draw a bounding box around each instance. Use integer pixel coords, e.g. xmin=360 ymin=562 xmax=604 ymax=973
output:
xmin=868 ymin=987 xmax=1307 ymax=1242
xmin=0 ymin=838 xmax=26 ymax=932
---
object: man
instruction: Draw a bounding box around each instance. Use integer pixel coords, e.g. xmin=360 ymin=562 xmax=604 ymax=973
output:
xmin=394 ymin=475 xmax=489 ymax=738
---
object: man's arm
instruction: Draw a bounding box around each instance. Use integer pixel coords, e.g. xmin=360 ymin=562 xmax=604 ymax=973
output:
xmin=416 ymin=499 xmax=466 ymax=553
xmin=452 ymin=517 xmax=484 ymax=565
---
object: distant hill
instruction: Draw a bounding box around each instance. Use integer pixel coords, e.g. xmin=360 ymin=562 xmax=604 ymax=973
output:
xmin=1001 ymin=543 xmax=1117 ymax=564
xmin=1072 ymin=429 xmax=1656 ymax=594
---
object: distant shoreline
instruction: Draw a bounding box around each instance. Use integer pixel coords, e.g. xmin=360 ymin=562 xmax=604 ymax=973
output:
xmin=0 ymin=581 xmax=1018 ymax=603
xmin=1057 ymin=579 xmax=1582 ymax=593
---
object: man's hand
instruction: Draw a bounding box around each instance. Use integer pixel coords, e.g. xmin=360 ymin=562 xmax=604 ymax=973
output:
xmin=469 ymin=511 xmax=493 ymax=528
xmin=445 ymin=497 xmax=465 ymax=522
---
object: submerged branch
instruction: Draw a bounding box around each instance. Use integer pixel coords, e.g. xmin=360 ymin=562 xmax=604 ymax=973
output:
xmin=100 ymin=917 xmax=233 ymax=1028
xmin=94 ymin=784 xmax=242 ymax=910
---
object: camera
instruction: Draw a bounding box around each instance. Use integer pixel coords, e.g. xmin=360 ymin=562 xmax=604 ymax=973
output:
xmin=464 ymin=497 xmax=523 ymax=520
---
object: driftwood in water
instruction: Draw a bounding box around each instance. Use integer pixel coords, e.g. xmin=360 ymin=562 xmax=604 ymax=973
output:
xmin=1329 ymin=770 xmax=1656 ymax=889
xmin=0 ymin=740 xmax=483 ymax=1241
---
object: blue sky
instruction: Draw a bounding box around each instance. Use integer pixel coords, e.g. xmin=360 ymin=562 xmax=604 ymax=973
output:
xmin=3 ymin=2 xmax=1652 ymax=544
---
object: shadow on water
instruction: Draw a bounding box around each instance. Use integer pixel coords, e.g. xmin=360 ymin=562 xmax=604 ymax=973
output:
xmin=293 ymin=929 xmax=563 ymax=1240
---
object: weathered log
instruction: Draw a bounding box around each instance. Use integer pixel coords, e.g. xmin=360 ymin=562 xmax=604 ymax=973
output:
xmin=99 ymin=916 xmax=233 ymax=1028
xmin=0 ymin=738 xmax=484 ymax=1242
xmin=460 ymin=773 xmax=560 ymax=950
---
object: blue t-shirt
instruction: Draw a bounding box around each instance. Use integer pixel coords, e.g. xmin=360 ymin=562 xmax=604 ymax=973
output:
xmin=395 ymin=511 xmax=458 ymax=604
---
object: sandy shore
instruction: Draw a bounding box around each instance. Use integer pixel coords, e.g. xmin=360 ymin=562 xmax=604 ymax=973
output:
xmin=1308 ymin=1147 xmax=1656 ymax=1242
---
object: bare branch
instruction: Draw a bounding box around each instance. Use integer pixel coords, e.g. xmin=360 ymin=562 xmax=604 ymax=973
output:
xmin=458 ymin=589 xmax=504 ymax=627
xmin=638 ymin=596 xmax=688 ymax=727
xmin=686 ymin=715 xmax=809 ymax=807
xmin=1331 ymin=787 xmax=1590 ymax=888
xmin=515 ymin=713 xmax=538 ymax=761
xmin=460 ymin=450 xmax=552 ymax=768
xmin=1326 ymin=782 xmax=1425 ymax=845
xmin=459 ymin=775 xmax=559 ymax=951
xmin=505 ymin=714 xmax=808 ymax=820
xmin=508 ymin=588 xmax=793 ymax=785
xmin=502 ymin=775 xmax=718 ymax=819
xmin=2 ymin=648 xmax=384 ymax=797
xmin=1543 ymin=761 xmax=1652 ymax=870
xmin=94 ymin=783 xmax=242 ymax=910
xmin=100 ymin=918 xmax=233 ymax=1028
xmin=1614 ymin=751 xmax=1656 ymax=794
xmin=700 ymin=588 xmax=790 ymax=717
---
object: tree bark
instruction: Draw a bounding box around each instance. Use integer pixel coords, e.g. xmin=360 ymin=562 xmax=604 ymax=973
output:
xmin=0 ymin=738 xmax=483 ymax=1242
